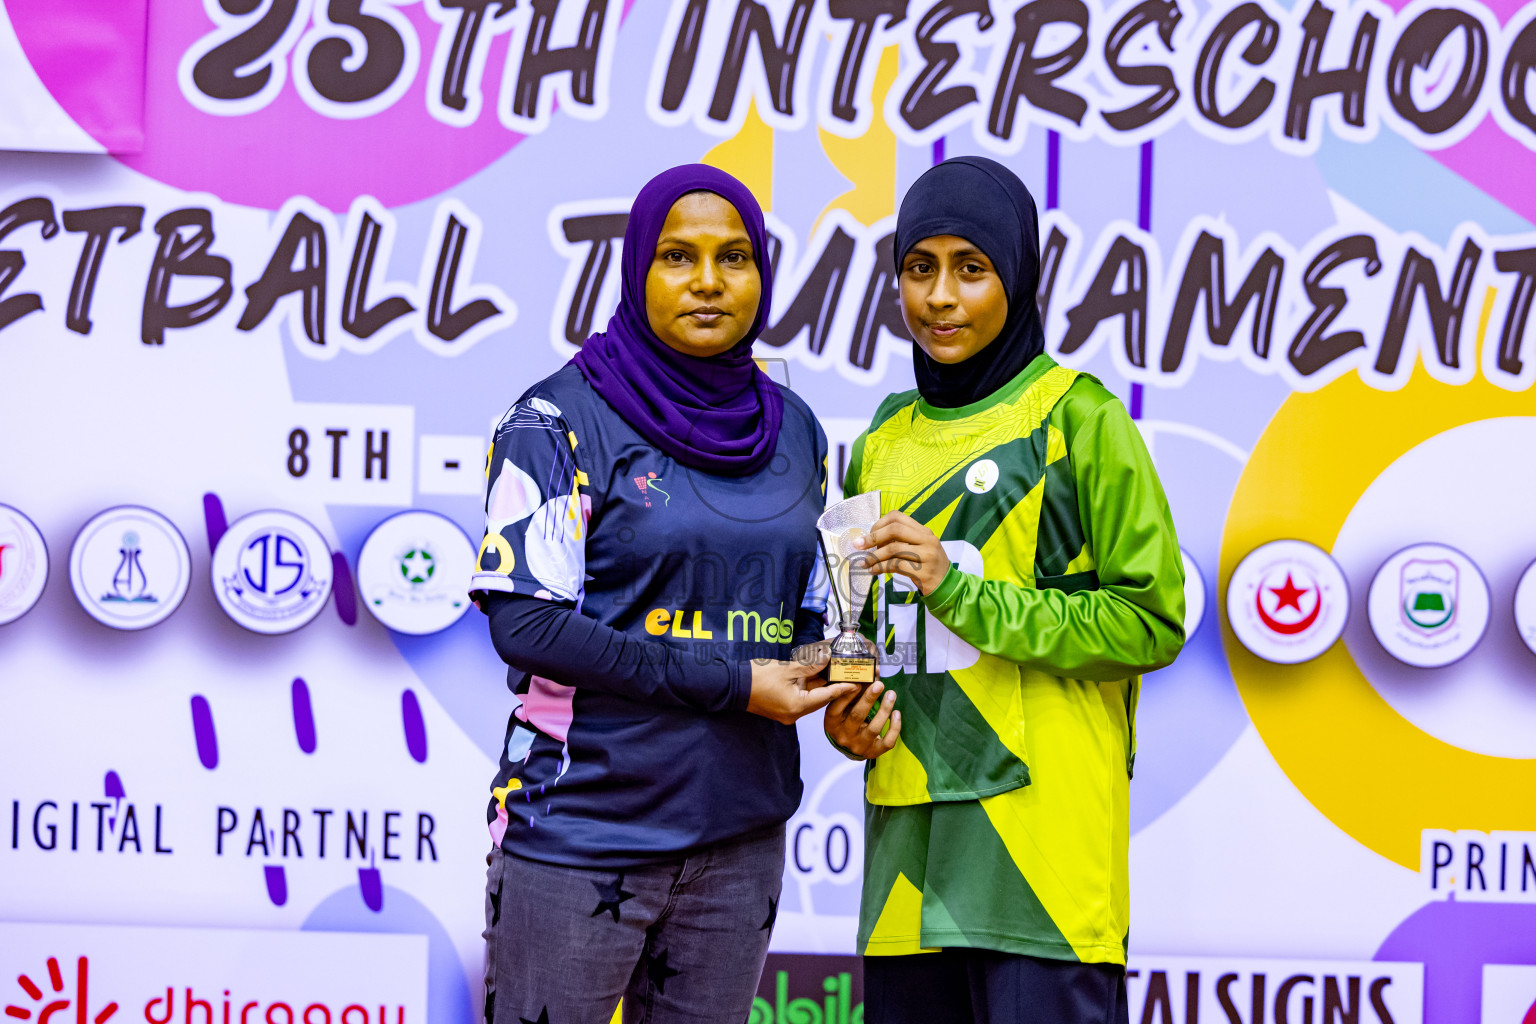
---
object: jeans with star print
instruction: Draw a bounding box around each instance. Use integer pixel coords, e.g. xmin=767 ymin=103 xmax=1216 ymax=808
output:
xmin=483 ymin=824 xmax=785 ymax=1024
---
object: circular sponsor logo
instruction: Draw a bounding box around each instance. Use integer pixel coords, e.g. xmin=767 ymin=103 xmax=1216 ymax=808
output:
xmin=965 ymin=459 xmax=999 ymax=494
xmin=0 ymin=504 xmax=49 ymax=626
xmin=69 ymin=506 xmax=191 ymax=630
xmin=1226 ymin=539 xmax=1349 ymax=664
xmin=212 ymin=511 xmax=333 ymax=634
xmin=358 ymin=510 xmax=476 ymax=635
xmin=1181 ymin=548 xmax=1206 ymax=641
xmin=1367 ymin=544 xmax=1490 ymax=668
xmin=1517 ymin=559 xmax=1536 ymax=658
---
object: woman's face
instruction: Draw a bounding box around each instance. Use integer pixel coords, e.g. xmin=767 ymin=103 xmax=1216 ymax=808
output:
xmin=645 ymin=191 xmax=762 ymax=358
xmin=898 ymin=234 xmax=1009 ymax=365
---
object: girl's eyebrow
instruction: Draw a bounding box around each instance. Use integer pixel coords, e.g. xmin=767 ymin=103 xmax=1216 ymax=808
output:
xmin=656 ymin=235 xmax=753 ymax=249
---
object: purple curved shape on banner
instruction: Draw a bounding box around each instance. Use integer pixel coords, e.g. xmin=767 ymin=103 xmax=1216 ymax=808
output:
xmin=103 ymin=770 xmax=125 ymax=800
xmin=1376 ymin=898 xmax=1536 ymax=1024
xmin=264 ymin=865 xmax=288 ymax=907
xmin=190 ymin=695 xmax=218 ymax=770
xmin=202 ymin=493 xmax=228 ymax=554
xmin=332 ymin=552 xmax=358 ymax=626
xmin=359 ymin=864 xmax=385 ymax=913
xmin=292 ymin=678 xmax=317 ymax=754
xmin=402 ymin=690 xmax=428 ymax=764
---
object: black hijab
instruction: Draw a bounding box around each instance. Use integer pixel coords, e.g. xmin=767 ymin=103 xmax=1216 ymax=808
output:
xmin=893 ymin=156 xmax=1046 ymax=409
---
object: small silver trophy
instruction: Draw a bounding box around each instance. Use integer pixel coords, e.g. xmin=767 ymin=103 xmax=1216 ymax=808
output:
xmin=817 ymin=492 xmax=881 ymax=684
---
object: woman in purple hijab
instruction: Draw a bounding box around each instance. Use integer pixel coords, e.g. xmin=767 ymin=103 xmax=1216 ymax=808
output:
xmin=472 ymin=165 xmax=851 ymax=1023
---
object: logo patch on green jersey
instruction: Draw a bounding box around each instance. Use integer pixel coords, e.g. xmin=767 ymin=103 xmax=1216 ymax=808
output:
xmin=965 ymin=458 xmax=999 ymax=494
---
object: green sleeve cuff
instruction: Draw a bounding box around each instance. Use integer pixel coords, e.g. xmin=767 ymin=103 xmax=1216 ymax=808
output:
xmin=923 ymin=563 xmax=969 ymax=615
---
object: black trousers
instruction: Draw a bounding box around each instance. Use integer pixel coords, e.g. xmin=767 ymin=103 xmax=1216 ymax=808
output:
xmin=864 ymin=949 xmax=1130 ymax=1024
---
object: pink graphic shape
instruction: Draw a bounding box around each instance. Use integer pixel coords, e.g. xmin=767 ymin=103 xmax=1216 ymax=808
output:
xmin=515 ymin=675 xmax=574 ymax=743
xmin=1379 ymin=0 xmax=1536 ymax=224
xmin=6 ymin=1 xmax=148 ymax=153
xmin=29 ymin=3 xmax=531 ymax=210
xmin=489 ymin=805 xmax=508 ymax=847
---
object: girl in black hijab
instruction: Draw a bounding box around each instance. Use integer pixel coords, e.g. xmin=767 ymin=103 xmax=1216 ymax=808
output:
xmin=825 ymin=157 xmax=1185 ymax=1024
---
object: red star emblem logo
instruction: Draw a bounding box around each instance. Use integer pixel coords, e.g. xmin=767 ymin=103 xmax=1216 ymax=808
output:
xmin=1269 ymin=573 xmax=1309 ymax=613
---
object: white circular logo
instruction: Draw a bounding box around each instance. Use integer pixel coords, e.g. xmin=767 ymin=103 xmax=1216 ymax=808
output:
xmin=0 ymin=504 xmax=49 ymax=626
xmin=69 ymin=506 xmax=191 ymax=630
xmin=357 ymin=510 xmax=476 ymax=635
xmin=1227 ymin=539 xmax=1350 ymax=664
xmin=1367 ymin=543 xmax=1489 ymax=668
xmin=1181 ymin=548 xmax=1206 ymax=641
xmin=965 ymin=459 xmax=999 ymax=494
xmin=1515 ymin=559 xmax=1536 ymax=658
xmin=212 ymin=510 xmax=333 ymax=634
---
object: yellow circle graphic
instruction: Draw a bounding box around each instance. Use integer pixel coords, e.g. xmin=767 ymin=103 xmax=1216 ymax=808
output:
xmin=1220 ymin=369 xmax=1536 ymax=869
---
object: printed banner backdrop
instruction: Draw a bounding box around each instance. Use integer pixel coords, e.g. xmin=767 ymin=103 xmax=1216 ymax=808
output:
xmin=1 ymin=0 xmax=1535 ymax=1022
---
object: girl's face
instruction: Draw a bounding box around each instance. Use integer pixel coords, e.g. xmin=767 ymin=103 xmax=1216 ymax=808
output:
xmin=645 ymin=191 xmax=762 ymax=358
xmin=898 ymin=235 xmax=1009 ymax=365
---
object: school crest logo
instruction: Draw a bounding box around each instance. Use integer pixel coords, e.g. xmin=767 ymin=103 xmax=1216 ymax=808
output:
xmin=69 ymin=507 xmax=191 ymax=630
xmin=1399 ymin=558 xmax=1457 ymax=631
xmin=1368 ymin=544 xmax=1488 ymax=668
xmin=965 ymin=459 xmax=999 ymax=494
xmin=1180 ymin=549 xmax=1206 ymax=640
xmin=1227 ymin=540 xmax=1349 ymax=664
xmin=0 ymin=504 xmax=48 ymax=626
xmin=212 ymin=511 xmax=333 ymax=635
xmin=358 ymin=511 xmax=475 ymax=635
xmin=1516 ymin=560 xmax=1536 ymax=657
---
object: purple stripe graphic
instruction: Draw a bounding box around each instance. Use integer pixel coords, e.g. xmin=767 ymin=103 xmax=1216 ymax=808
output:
xmin=264 ymin=865 xmax=288 ymax=906
xmin=332 ymin=551 xmax=357 ymax=626
xmin=190 ymin=695 xmax=218 ymax=770
xmin=202 ymin=493 xmax=227 ymax=554
xmin=1046 ymin=131 xmax=1060 ymax=211
xmin=359 ymin=863 xmax=384 ymax=912
xmin=1138 ymin=141 xmax=1154 ymax=232
xmin=402 ymin=689 xmax=428 ymax=763
xmin=103 ymin=771 xmax=125 ymax=800
xmin=932 ymin=137 xmax=945 ymax=164
xmin=1131 ymin=140 xmax=1154 ymax=421
xmin=291 ymin=677 xmax=317 ymax=754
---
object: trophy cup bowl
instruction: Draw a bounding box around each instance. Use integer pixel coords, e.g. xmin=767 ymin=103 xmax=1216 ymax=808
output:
xmin=817 ymin=492 xmax=881 ymax=684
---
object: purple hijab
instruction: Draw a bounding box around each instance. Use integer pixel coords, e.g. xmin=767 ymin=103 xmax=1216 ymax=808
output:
xmin=573 ymin=165 xmax=783 ymax=477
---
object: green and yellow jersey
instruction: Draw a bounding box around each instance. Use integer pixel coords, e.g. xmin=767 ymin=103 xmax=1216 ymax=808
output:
xmin=842 ymin=353 xmax=1185 ymax=966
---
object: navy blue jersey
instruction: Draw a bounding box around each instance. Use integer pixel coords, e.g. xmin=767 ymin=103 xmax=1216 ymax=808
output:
xmin=472 ymin=363 xmax=829 ymax=866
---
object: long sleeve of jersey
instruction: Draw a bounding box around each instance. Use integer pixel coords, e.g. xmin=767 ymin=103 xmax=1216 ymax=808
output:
xmin=484 ymin=592 xmax=748 ymax=712
xmin=921 ymin=397 xmax=1185 ymax=682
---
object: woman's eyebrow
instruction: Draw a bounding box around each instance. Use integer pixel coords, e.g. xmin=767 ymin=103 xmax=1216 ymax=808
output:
xmin=655 ymin=235 xmax=754 ymax=249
